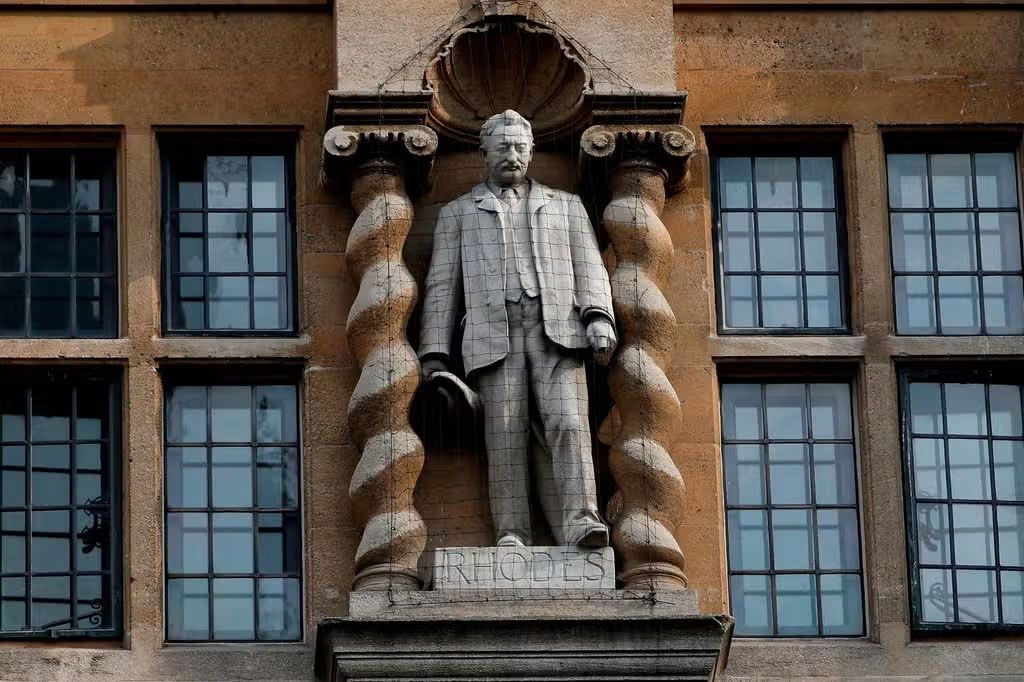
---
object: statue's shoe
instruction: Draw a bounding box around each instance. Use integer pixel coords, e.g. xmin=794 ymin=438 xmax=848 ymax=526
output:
xmin=570 ymin=522 xmax=609 ymax=548
xmin=496 ymin=534 xmax=527 ymax=548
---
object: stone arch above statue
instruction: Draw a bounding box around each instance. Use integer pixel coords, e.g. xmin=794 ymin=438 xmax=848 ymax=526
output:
xmin=367 ymin=0 xmax=638 ymax=145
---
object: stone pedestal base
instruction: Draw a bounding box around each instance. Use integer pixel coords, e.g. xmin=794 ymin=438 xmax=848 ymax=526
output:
xmin=315 ymin=591 xmax=733 ymax=681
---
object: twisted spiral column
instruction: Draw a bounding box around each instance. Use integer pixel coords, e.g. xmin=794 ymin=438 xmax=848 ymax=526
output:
xmin=325 ymin=126 xmax=438 ymax=591
xmin=582 ymin=125 xmax=695 ymax=591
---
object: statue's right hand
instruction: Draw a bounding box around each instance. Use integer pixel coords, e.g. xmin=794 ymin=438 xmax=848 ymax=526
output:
xmin=420 ymin=357 xmax=449 ymax=381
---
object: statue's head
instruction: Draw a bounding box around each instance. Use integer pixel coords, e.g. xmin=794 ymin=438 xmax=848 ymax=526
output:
xmin=480 ymin=110 xmax=534 ymax=186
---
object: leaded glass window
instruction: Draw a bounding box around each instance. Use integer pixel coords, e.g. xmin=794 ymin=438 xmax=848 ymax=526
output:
xmin=0 ymin=150 xmax=117 ymax=337
xmin=888 ymin=150 xmax=1023 ymax=335
xmin=164 ymin=382 xmax=301 ymax=642
xmin=0 ymin=370 xmax=120 ymax=638
xmin=162 ymin=142 xmax=295 ymax=334
xmin=714 ymin=155 xmax=847 ymax=333
xmin=722 ymin=381 xmax=864 ymax=636
xmin=902 ymin=371 xmax=1024 ymax=630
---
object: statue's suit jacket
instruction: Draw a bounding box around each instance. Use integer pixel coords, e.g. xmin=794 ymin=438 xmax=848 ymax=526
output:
xmin=419 ymin=179 xmax=614 ymax=375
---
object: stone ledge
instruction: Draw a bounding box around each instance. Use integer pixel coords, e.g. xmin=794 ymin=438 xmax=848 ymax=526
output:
xmin=316 ymin=591 xmax=731 ymax=681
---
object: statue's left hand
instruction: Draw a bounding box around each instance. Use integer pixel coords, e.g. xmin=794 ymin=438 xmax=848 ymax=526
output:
xmin=586 ymin=318 xmax=618 ymax=354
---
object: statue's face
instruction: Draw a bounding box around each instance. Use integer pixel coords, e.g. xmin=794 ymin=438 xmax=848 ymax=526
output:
xmin=481 ymin=120 xmax=533 ymax=186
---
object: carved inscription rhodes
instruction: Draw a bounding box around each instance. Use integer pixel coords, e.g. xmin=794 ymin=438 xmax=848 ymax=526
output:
xmin=427 ymin=546 xmax=615 ymax=590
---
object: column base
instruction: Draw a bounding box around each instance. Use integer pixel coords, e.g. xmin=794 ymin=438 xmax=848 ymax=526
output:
xmin=315 ymin=590 xmax=733 ymax=681
xmin=351 ymin=564 xmax=420 ymax=591
xmin=620 ymin=561 xmax=689 ymax=592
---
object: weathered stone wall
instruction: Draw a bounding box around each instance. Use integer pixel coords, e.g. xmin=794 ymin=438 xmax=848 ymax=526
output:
xmin=674 ymin=7 xmax=1024 ymax=679
xmin=0 ymin=10 xmax=340 ymax=681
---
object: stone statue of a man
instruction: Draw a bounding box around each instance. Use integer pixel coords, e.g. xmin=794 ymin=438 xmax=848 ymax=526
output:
xmin=419 ymin=109 xmax=617 ymax=548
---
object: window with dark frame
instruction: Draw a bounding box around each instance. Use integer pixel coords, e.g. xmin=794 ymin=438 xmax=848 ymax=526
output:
xmin=0 ymin=149 xmax=117 ymax=338
xmin=721 ymin=381 xmax=864 ymax=637
xmin=901 ymin=369 xmax=1024 ymax=630
xmin=162 ymin=141 xmax=296 ymax=335
xmin=0 ymin=369 xmax=121 ymax=638
xmin=164 ymin=381 xmax=301 ymax=642
xmin=713 ymin=153 xmax=847 ymax=333
xmin=887 ymin=147 xmax=1023 ymax=335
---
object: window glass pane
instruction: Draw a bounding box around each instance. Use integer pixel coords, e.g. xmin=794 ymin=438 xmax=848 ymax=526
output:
xmin=253 ymin=276 xmax=288 ymax=330
xmin=719 ymin=158 xmax=752 ymax=209
xmin=730 ymin=574 xmax=773 ymax=636
xmin=772 ymin=509 xmax=813 ymax=570
xmin=167 ymin=386 xmax=207 ymax=443
xmin=28 ymin=152 xmax=69 ymax=210
xmin=817 ymin=509 xmax=860 ymax=570
xmin=952 ymin=504 xmax=995 ymax=566
xmin=212 ymin=578 xmax=255 ymax=640
xmin=895 ymin=275 xmax=937 ymax=334
xmin=207 ymin=156 xmax=248 ymax=210
xmin=0 ymin=154 xmax=26 ymax=209
xmin=74 ymin=152 xmax=115 ymax=212
xmin=910 ymin=383 xmax=944 ymax=434
xmin=957 ymin=569 xmax=998 ymax=623
xmin=760 ymin=275 xmax=801 ymax=328
xmin=257 ymin=447 xmax=300 ymax=509
xmin=813 ymin=443 xmax=856 ymax=506
xmin=29 ymin=278 xmax=70 ymax=336
xmin=805 ymin=275 xmax=841 ymax=328
xmin=253 ymin=213 xmax=287 ymax=273
xmin=755 ymin=157 xmax=797 ymax=209
xmin=937 ymin=276 xmax=981 ymax=334
xmin=721 ymin=212 xmax=754 ymax=273
xmin=723 ymin=275 xmax=757 ymax=328
xmin=75 ymin=215 xmax=114 ymax=275
xmin=765 ymin=384 xmax=807 ymax=439
xmin=211 ymin=386 xmax=251 ymax=443
xmin=891 ymin=213 xmax=933 ymax=272
xmin=257 ymin=578 xmax=300 ymax=640
xmin=799 ymin=157 xmax=835 ymax=210
xmin=722 ymin=384 xmax=763 ymax=440
xmin=0 ymin=215 xmax=26 ymax=273
xmin=256 ymin=512 xmax=300 ymax=574
xmin=982 ymin=276 xmax=1024 ymax=335
xmin=208 ymin=276 xmax=250 ymax=329
xmin=994 ymin=441 xmax=1024 ymax=502
xmin=978 ymin=213 xmax=1021 ymax=271
xmin=167 ymin=512 xmax=209 ymax=574
xmin=802 ymin=212 xmax=838 ymax=272
xmin=211 ymin=447 xmax=252 ymax=507
xmin=255 ymin=386 xmax=297 ymax=443
xmin=723 ymin=444 xmax=764 ymax=506
xmin=809 ymin=384 xmax=852 ymax=439
xmin=212 ymin=512 xmax=253 ymax=574
xmin=888 ymin=154 xmax=928 ymax=209
xmin=167 ymin=578 xmax=209 ymax=641
xmin=167 ymin=447 xmax=208 ymax=508
xmin=0 ymin=279 xmax=26 ymax=336
xmin=775 ymin=574 xmax=818 ymax=636
xmin=947 ymin=439 xmax=991 ymax=500
xmin=179 ymin=236 xmax=204 ymax=274
xmin=207 ymin=213 xmax=249 ymax=273
xmin=727 ymin=510 xmax=769 ymax=571
xmin=913 ymin=438 xmax=947 ymax=499
xmin=998 ymin=505 xmax=1024 ymax=567
xmin=920 ymin=568 xmax=954 ymax=623
xmin=251 ymin=157 xmax=285 ymax=210
xmin=975 ymin=153 xmax=1018 ymax=208
xmin=821 ymin=575 xmax=863 ymax=636
xmin=31 ymin=576 xmax=70 ymax=630
xmin=1001 ymin=572 xmax=1024 ymax=624
xmin=30 ymin=215 xmax=70 ymax=273
xmin=758 ymin=212 xmax=800 ymax=271
xmin=931 ymin=154 xmax=973 ymax=208
xmin=934 ymin=213 xmax=976 ymax=272
xmin=917 ymin=502 xmax=951 ymax=564
xmin=990 ymin=386 xmax=1023 ymax=438
xmin=768 ymin=444 xmax=810 ymax=505
xmin=945 ymin=384 xmax=987 ymax=435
